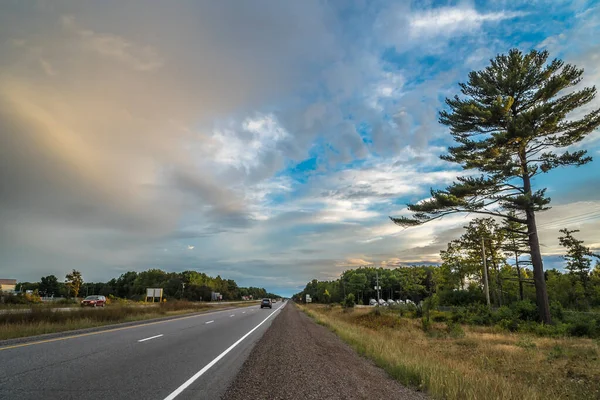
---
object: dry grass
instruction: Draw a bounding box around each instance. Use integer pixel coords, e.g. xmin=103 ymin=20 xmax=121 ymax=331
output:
xmin=300 ymin=305 xmax=600 ymax=400
xmin=0 ymin=301 xmax=256 ymax=340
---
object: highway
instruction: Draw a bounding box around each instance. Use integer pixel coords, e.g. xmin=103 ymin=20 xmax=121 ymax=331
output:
xmin=0 ymin=302 xmax=285 ymax=400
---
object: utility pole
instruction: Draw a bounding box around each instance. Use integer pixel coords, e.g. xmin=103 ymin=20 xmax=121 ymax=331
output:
xmin=482 ymin=237 xmax=491 ymax=307
xmin=375 ymin=272 xmax=380 ymax=302
xmin=182 ymin=283 xmax=185 ymax=299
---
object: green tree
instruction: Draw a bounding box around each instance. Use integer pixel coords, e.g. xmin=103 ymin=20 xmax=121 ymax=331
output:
xmin=323 ymin=289 xmax=331 ymax=304
xmin=559 ymin=228 xmax=599 ymax=287
xmin=501 ymin=213 xmax=531 ymax=301
xmin=391 ymin=49 xmax=600 ymax=323
xmin=65 ymin=269 xmax=83 ymax=298
xmin=39 ymin=275 xmax=60 ymax=297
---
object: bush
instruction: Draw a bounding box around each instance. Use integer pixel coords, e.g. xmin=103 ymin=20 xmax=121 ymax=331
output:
xmin=496 ymin=318 xmax=520 ymax=332
xmin=563 ymin=312 xmax=600 ymax=338
xmin=568 ymin=319 xmax=595 ymax=337
xmin=511 ymin=300 xmax=539 ymax=321
xmin=451 ymin=308 xmax=468 ymax=324
xmin=431 ymin=311 xmax=448 ymax=322
xmin=421 ymin=317 xmax=432 ymax=332
xmin=446 ymin=322 xmax=466 ymax=338
xmin=493 ymin=306 xmax=514 ymax=322
xmin=550 ymin=301 xmax=564 ymax=321
xmin=344 ymin=294 xmax=355 ymax=308
xmin=466 ymin=303 xmax=493 ymax=325
xmin=438 ymin=288 xmax=485 ymax=306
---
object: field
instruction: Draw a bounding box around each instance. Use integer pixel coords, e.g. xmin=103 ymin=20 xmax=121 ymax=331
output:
xmin=300 ymin=304 xmax=600 ymax=400
xmin=0 ymin=301 xmax=257 ymax=340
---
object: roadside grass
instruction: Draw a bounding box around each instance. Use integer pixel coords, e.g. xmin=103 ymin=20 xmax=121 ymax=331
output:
xmin=0 ymin=301 xmax=257 ymax=340
xmin=300 ymin=304 xmax=600 ymax=400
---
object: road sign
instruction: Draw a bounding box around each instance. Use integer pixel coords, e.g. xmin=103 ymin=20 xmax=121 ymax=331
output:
xmin=374 ymin=286 xmax=381 ymax=290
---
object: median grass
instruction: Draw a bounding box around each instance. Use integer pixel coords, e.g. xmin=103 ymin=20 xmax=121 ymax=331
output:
xmin=0 ymin=301 xmax=257 ymax=340
xmin=300 ymin=304 xmax=600 ymax=400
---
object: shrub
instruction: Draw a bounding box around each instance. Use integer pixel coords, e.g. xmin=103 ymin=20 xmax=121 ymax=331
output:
xmin=421 ymin=317 xmax=432 ymax=332
xmin=344 ymin=294 xmax=355 ymax=308
xmin=493 ymin=306 xmax=514 ymax=323
xmin=568 ymin=319 xmax=595 ymax=337
xmin=466 ymin=303 xmax=493 ymax=325
xmin=511 ymin=300 xmax=539 ymax=321
xmin=438 ymin=288 xmax=485 ymax=306
xmin=496 ymin=318 xmax=519 ymax=332
xmin=431 ymin=311 xmax=448 ymax=322
xmin=451 ymin=308 xmax=468 ymax=324
xmin=550 ymin=301 xmax=564 ymax=321
xmin=446 ymin=322 xmax=466 ymax=338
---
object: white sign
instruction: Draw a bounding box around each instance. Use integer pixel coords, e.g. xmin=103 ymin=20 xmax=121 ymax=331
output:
xmin=374 ymin=286 xmax=381 ymax=290
xmin=146 ymin=288 xmax=163 ymax=298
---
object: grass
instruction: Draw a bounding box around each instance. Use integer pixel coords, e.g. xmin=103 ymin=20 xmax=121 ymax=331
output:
xmin=0 ymin=301 xmax=257 ymax=340
xmin=300 ymin=304 xmax=600 ymax=400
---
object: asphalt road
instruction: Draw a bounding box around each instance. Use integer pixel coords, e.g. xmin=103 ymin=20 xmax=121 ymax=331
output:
xmin=0 ymin=302 xmax=285 ymax=400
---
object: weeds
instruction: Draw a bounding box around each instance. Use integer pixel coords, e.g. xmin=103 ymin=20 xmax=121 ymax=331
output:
xmin=300 ymin=304 xmax=600 ymax=400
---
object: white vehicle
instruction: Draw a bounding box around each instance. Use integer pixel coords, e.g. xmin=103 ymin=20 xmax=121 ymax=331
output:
xmin=369 ymin=298 xmax=377 ymax=306
xmin=405 ymin=299 xmax=415 ymax=305
xmin=387 ymin=299 xmax=396 ymax=305
xmin=377 ymin=299 xmax=386 ymax=306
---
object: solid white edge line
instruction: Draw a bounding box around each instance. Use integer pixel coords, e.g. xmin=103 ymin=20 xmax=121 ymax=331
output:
xmin=138 ymin=334 xmax=163 ymax=342
xmin=162 ymin=304 xmax=284 ymax=400
xmin=205 ymin=320 xmax=214 ymax=324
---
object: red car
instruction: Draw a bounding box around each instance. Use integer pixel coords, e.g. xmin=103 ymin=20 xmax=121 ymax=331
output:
xmin=81 ymin=295 xmax=107 ymax=307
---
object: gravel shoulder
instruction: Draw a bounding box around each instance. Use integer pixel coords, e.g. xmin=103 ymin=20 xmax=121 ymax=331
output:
xmin=223 ymin=303 xmax=428 ymax=400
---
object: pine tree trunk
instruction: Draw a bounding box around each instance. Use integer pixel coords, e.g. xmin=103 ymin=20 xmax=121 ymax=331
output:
xmin=525 ymin=207 xmax=552 ymax=323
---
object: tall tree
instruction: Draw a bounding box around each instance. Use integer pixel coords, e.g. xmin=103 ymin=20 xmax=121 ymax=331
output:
xmin=65 ymin=269 xmax=83 ymax=298
xmin=558 ymin=228 xmax=599 ymax=286
xmin=39 ymin=275 xmax=60 ymax=297
xmin=390 ymin=49 xmax=600 ymax=323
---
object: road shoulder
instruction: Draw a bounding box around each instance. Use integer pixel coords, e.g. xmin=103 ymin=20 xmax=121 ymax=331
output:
xmin=223 ymin=303 xmax=428 ymax=400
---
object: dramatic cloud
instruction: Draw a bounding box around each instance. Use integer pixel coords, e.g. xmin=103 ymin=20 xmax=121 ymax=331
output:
xmin=1 ymin=1 xmax=599 ymax=295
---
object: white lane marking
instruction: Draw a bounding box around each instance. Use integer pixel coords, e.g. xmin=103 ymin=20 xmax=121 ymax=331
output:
xmin=230 ymin=314 xmax=235 ymax=317
xmin=205 ymin=320 xmax=214 ymax=324
xmin=163 ymin=304 xmax=284 ymax=400
xmin=138 ymin=334 xmax=163 ymax=342
xmin=242 ymin=311 xmax=246 ymax=314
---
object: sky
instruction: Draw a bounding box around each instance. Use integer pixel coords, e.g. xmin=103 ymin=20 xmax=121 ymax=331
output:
xmin=1 ymin=0 xmax=599 ymax=297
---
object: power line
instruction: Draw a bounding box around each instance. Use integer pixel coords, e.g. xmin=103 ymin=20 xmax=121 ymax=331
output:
xmin=536 ymin=209 xmax=600 ymax=229
xmin=537 ymin=213 xmax=600 ymax=230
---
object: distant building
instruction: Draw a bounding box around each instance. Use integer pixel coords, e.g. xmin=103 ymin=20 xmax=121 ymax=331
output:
xmin=0 ymin=279 xmax=17 ymax=293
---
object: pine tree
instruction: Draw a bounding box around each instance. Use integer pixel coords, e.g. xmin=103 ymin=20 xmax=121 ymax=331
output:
xmin=391 ymin=49 xmax=600 ymax=323
xmin=558 ymin=228 xmax=599 ymax=287
xmin=501 ymin=213 xmax=530 ymax=301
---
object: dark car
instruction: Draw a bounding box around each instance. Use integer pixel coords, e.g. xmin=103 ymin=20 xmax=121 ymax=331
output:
xmin=81 ymin=295 xmax=106 ymax=307
xmin=260 ymin=298 xmax=272 ymax=309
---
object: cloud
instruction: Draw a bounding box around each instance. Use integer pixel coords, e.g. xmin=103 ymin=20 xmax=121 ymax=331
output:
xmin=409 ymin=7 xmax=526 ymax=38
xmin=0 ymin=1 xmax=598 ymax=295
xmin=61 ymin=15 xmax=164 ymax=72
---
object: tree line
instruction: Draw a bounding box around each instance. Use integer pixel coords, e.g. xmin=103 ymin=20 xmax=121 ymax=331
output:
xmin=16 ymin=269 xmax=279 ymax=301
xmin=295 ymin=221 xmax=600 ymax=312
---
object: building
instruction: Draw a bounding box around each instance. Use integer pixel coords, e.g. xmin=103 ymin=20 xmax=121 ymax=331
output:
xmin=0 ymin=279 xmax=17 ymax=293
